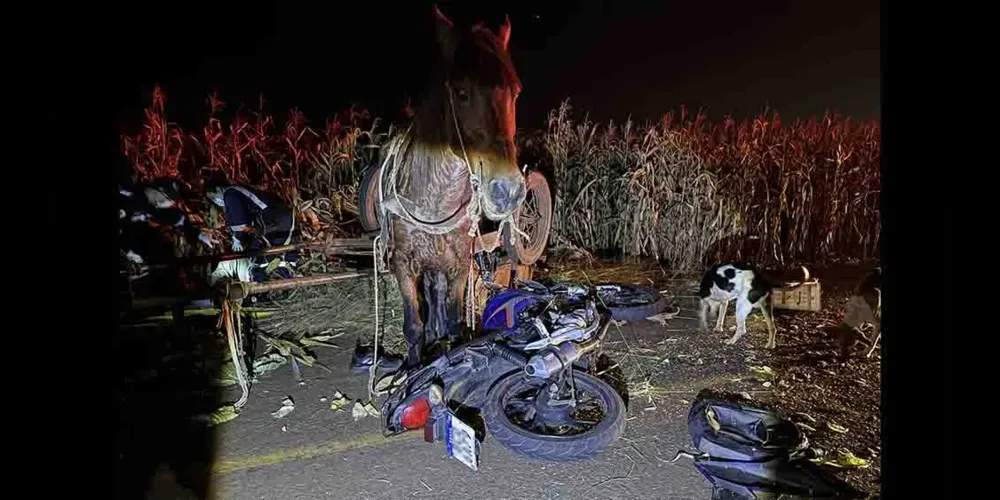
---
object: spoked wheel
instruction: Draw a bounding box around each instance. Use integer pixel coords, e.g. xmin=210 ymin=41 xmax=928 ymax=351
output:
xmin=483 ymin=369 xmax=626 ymax=461
xmin=594 ymin=283 xmax=669 ymax=322
xmin=503 ymin=171 xmax=552 ymax=266
xmin=358 ymin=165 xmax=381 ymax=232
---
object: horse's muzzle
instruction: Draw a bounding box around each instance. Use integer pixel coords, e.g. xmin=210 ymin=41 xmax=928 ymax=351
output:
xmin=487 ymin=178 xmax=526 ymax=217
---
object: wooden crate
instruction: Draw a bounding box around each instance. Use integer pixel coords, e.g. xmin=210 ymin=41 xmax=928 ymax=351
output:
xmin=771 ymin=281 xmax=822 ymax=312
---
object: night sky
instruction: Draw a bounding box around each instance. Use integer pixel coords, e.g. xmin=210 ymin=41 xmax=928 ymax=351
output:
xmin=116 ymin=0 xmax=880 ymax=131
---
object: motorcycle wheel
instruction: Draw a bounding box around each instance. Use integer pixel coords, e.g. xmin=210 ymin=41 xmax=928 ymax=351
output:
xmin=483 ymin=369 xmax=626 ymax=462
xmin=595 ymin=283 xmax=669 ymax=322
xmin=357 ymin=165 xmax=381 ymax=232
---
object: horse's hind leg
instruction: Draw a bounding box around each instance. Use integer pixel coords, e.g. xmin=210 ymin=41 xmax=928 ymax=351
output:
xmin=393 ymin=260 xmax=425 ymax=368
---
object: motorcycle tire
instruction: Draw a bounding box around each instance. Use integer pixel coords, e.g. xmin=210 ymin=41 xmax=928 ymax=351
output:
xmin=596 ymin=283 xmax=669 ymax=322
xmin=357 ymin=165 xmax=381 ymax=232
xmin=483 ymin=369 xmax=626 ymax=462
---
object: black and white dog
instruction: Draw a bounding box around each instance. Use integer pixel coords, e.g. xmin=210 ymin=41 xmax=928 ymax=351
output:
xmin=697 ymin=263 xmax=811 ymax=348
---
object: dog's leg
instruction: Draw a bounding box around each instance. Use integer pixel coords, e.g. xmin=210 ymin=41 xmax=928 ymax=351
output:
xmin=714 ymin=300 xmax=728 ymax=332
xmin=865 ymin=322 xmax=881 ymax=358
xmin=699 ymin=298 xmax=710 ymax=332
xmin=724 ymin=298 xmax=753 ymax=345
xmin=761 ymin=298 xmax=777 ymax=349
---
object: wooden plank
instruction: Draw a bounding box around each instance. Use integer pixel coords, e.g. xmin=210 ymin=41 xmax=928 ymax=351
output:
xmin=771 ymin=281 xmax=822 ymax=311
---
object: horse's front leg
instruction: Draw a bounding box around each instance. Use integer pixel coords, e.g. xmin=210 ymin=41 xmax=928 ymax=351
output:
xmin=444 ymin=258 xmax=473 ymax=343
xmin=426 ymin=270 xmax=449 ymax=346
xmin=392 ymin=258 xmax=425 ymax=369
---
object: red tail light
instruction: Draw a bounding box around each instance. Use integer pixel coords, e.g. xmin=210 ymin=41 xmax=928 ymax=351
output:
xmin=400 ymin=397 xmax=431 ymax=430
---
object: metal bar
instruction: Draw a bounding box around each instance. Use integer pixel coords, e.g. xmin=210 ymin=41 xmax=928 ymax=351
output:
xmin=140 ymin=237 xmax=376 ymax=271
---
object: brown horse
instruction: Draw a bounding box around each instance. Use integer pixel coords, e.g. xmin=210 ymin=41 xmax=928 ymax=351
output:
xmin=378 ymin=7 xmax=526 ymax=368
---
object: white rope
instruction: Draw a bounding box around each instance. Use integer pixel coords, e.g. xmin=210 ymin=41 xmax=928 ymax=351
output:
xmin=222 ymin=297 xmax=250 ymax=410
xmin=367 ymin=234 xmax=383 ymax=400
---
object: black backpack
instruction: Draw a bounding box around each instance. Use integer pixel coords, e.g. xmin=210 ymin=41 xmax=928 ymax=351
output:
xmin=684 ymin=392 xmax=866 ymax=499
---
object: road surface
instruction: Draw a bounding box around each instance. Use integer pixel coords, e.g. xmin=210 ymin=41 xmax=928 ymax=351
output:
xmin=124 ymin=303 xmax=756 ymax=500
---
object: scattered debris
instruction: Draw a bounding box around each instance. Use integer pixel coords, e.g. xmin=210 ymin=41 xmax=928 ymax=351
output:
xmin=646 ymin=308 xmax=680 ymax=326
xmin=352 ymin=401 xmax=380 ymax=421
xmin=271 ymin=396 xmax=296 ymax=419
xmin=797 ymin=422 xmax=818 ymax=432
xmin=299 ymin=334 xmax=344 ymax=349
xmin=825 ymin=422 xmax=849 ymax=434
xmin=253 ymin=353 xmax=288 ymax=376
xmin=793 ymin=412 xmax=818 ymax=424
xmin=375 ymin=372 xmax=407 ymax=393
xmin=329 ymin=391 xmax=349 ymax=412
xmin=194 ymin=405 xmax=239 ymax=426
xmin=762 ymin=381 xmax=772 ymax=388
xmin=811 ymin=449 xmax=870 ymax=469
xmin=749 ymin=365 xmax=775 ymax=378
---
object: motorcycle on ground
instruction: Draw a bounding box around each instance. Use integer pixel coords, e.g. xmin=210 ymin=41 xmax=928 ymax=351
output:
xmin=377 ymin=278 xmax=651 ymax=470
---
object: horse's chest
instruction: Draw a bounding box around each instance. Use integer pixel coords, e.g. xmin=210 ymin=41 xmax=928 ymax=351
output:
xmin=390 ymin=226 xmax=471 ymax=265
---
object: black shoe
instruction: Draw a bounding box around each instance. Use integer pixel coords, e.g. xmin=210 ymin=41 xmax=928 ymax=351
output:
xmin=350 ymin=342 xmax=404 ymax=374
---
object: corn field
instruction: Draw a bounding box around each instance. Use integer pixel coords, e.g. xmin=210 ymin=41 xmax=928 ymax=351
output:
xmin=121 ymin=88 xmax=879 ymax=270
xmin=530 ymin=101 xmax=880 ymax=269
xmin=121 ymin=85 xmax=394 ymax=243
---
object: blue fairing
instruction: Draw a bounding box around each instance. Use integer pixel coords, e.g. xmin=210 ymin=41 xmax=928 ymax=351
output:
xmin=481 ymin=289 xmax=546 ymax=332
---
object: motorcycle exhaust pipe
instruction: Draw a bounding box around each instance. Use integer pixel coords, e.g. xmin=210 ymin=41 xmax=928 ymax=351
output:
xmin=523 ymin=318 xmax=611 ymax=379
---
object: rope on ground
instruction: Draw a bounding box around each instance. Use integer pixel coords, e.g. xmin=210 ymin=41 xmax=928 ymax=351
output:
xmin=220 ymin=291 xmax=251 ymax=410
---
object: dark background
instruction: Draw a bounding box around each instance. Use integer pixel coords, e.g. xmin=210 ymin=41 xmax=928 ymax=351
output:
xmin=113 ymin=0 xmax=880 ymax=132
xmin=27 ymin=1 xmax=954 ymax=497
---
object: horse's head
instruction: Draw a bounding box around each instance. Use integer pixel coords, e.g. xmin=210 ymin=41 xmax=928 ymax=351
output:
xmin=415 ymin=6 xmax=525 ymax=221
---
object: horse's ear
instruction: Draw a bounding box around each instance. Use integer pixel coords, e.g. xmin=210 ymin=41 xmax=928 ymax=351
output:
xmin=432 ymin=5 xmax=457 ymax=58
xmin=498 ymin=14 xmax=511 ymax=50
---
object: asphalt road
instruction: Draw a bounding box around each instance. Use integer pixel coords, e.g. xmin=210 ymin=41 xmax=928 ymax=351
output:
xmin=128 ymin=305 xmax=758 ymax=500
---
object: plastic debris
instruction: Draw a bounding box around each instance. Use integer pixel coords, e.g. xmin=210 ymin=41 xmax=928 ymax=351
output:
xmin=271 ymin=397 xmax=295 ymax=419
xmin=329 ymin=391 xmax=349 ymax=412
xmin=351 ymin=401 xmax=380 ymax=421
